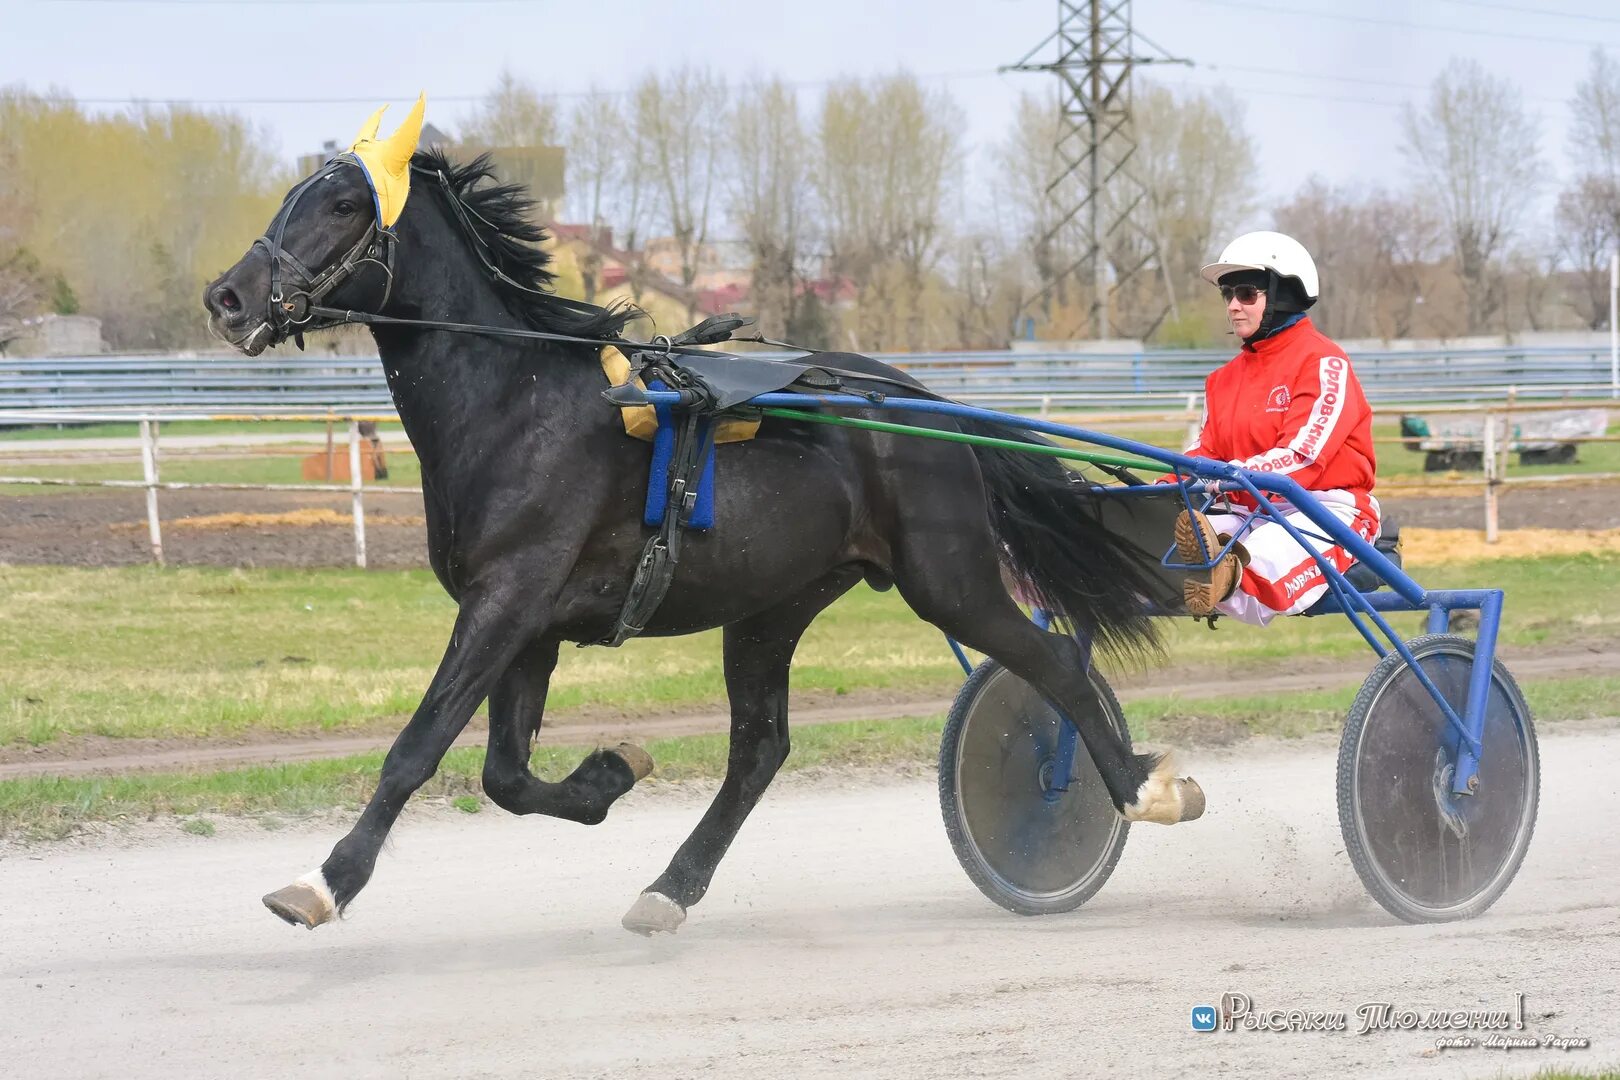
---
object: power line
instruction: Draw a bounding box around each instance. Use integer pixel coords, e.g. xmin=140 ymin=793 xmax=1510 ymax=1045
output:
xmin=29 ymin=70 xmax=1009 ymax=109
xmin=39 ymin=1 xmax=541 ymax=5
xmin=1174 ymin=0 xmax=1620 ymax=50
xmin=1434 ymin=0 xmax=1620 ymax=26
xmin=1194 ymin=62 xmax=1570 ymax=106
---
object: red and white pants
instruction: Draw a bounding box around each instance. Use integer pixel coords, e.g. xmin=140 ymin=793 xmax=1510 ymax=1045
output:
xmin=1204 ymin=490 xmax=1381 ymax=627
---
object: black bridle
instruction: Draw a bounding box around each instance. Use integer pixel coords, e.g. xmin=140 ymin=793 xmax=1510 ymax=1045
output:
xmin=247 ymin=154 xmax=399 ymax=352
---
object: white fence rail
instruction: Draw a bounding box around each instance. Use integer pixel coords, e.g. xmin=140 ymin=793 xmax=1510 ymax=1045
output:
xmin=0 ymin=414 xmax=415 ymax=568
xmin=6 ymin=397 xmax=1620 ymax=563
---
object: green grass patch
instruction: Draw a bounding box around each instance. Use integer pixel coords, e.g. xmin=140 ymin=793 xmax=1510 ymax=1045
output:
xmin=4 ymin=555 xmax=1620 ymax=749
xmin=0 ymin=711 xmax=948 ymax=838
xmin=1 ymin=673 xmax=1614 ymax=839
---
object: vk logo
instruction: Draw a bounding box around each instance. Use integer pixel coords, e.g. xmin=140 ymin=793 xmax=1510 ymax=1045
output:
xmin=1191 ymin=1005 xmax=1218 ymax=1032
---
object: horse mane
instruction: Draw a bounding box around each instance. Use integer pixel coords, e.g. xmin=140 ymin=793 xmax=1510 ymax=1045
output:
xmin=411 ymin=147 xmax=641 ymax=341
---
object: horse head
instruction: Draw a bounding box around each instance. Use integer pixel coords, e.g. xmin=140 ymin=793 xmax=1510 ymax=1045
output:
xmin=203 ymin=96 xmax=425 ymax=356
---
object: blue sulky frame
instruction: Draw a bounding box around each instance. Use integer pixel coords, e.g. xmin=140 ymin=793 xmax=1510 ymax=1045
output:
xmin=636 ymin=388 xmax=1498 ymax=800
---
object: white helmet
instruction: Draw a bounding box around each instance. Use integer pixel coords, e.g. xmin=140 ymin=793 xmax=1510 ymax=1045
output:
xmin=1200 ymin=231 xmax=1319 ymax=305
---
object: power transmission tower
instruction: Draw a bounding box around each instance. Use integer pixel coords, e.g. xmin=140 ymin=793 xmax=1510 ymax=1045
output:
xmin=1003 ymin=1 xmax=1189 ymax=339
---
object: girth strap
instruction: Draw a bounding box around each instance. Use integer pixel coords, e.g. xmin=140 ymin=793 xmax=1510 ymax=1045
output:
xmin=596 ymin=399 xmax=716 ymax=648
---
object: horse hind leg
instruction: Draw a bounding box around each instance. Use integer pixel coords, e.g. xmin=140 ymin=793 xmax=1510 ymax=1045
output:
xmin=893 ymin=543 xmax=1204 ymax=824
xmin=623 ymin=569 xmax=861 ymax=935
xmin=480 ymin=638 xmax=652 ymax=826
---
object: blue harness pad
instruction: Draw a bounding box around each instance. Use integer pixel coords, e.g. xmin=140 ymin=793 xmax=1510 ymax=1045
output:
xmin=643 ymin=385 xmax=717 ymax=529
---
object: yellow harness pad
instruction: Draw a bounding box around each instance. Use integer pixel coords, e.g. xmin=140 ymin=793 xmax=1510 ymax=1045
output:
xmin=600 ymin=347 xmax=761 ymax=444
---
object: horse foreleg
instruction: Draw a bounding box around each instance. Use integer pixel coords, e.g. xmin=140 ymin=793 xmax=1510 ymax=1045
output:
xmin=622 ymin=571 xmax=857 ymax=935
xmin=481 ymin=637 xmax=652 ymax=824
xmin=262 ymin=596 xmax=543 ymax=929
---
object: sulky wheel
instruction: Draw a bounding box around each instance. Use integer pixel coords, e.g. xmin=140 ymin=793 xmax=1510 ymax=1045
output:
xmin=1337 ymin=633 xmax=1539 ymax=923
xmin=939 ymin=659 xmax=1130 ymax=916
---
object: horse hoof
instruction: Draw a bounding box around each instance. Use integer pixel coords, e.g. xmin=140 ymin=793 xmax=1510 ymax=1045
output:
xmin=610 ymin=742 xmax=654 ymax=783
xmin=1124 ymin=758 xmax=1207 ymax=824
xmin=263 ymin=872 xmax=336 ymax=929
xmin=621 ymin=891 xmax=686 ymax=936
xmin=1177 ymin=777 xmax=1206 ymax=821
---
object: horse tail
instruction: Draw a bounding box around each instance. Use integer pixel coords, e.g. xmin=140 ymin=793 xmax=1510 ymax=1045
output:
xmin=967 ymin=423 xmax=1163 ymax=662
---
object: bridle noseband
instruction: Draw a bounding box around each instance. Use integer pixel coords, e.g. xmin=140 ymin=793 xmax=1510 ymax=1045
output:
xmin=251 ymin=154 xmax=397 ymax=349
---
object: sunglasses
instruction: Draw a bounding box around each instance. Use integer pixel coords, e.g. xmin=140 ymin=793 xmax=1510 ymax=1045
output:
xmin=1220 ymin=284 xmax=1265 ymax=304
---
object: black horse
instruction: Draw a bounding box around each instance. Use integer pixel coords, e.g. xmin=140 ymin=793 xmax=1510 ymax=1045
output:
xmin=204 ymin=147 xmax=1204 ymax=936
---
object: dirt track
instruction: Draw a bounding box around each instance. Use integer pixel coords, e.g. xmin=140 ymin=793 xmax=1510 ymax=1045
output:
xmin=1 ymin=729 xmax=1614 ymax=1079
xmin=8 ymin=481 xmax=1620 ymax=569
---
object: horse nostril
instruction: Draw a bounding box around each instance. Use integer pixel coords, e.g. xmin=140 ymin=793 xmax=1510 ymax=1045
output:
xmin=215 ymin=286 xmax=241 ymax=313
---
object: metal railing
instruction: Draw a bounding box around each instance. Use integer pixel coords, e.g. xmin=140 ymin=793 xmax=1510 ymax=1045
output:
xmin=4 ymin=343 xmax=1620 ymax=415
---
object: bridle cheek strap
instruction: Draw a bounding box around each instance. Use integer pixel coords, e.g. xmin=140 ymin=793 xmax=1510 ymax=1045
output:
xmin=255 ymin=156 xmax=397 ymax=338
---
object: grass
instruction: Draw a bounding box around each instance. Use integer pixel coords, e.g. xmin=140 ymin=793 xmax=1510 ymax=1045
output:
xmin=4 ymin=553 xmax=1620 ymax=748
xmin=2 ymin=669 xmax=1615 ymax=839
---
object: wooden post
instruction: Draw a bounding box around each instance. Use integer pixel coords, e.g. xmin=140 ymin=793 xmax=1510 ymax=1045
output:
xmin=349 ymin=419 xmax=367 ymax=569
xmin=139 ymin=418 xmax=164 ymax=565
xmin=324 ymin=414 xmax=335 ymax=483
xmin=1483 ymin=413 xmax=1499 ymax=545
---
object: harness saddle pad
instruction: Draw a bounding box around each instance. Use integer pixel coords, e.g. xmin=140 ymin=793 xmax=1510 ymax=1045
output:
xmin=600 ymin=347 xmax=761 ymax=444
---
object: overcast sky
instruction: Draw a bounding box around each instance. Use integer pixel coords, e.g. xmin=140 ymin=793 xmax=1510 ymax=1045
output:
xmin=5 ymin=0 xmax=1619 ymax=237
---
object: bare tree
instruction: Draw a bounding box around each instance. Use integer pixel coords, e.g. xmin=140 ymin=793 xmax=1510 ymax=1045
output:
xmin=562 ymin=89 xmax=632 ymax=303
xmin=459 ymin=69 xmax=558 ymax=148
xmin=1274 ymin=179 xmax=1380 ymax=338
xmin=634 ymin=67 xmax=728 ymax=301
xmin=1572 ymin=48 xmax=1620 ymax=184
xmin=1556 ymin=175 xmax=1620 ymax=329
xmin=815 ymin=74 xmax=961 ymax=350
xmin=1401 ymin=59 xmax=1541 ymax=335
xmin=730 ymin=78 xmax=812 ymax=337
xmin=1118 ymin=83 xmax=1258 ymax=336
xmin=994 ymin=90 xmax=1084 ymax=328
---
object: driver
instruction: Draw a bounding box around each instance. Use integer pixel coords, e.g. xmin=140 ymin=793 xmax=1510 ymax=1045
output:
xmin=1171 ymin=231 xmax=1380 ymax=624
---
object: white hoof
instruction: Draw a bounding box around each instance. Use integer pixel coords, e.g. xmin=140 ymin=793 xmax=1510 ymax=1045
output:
xmin=1122 ymin=756 xmax=1206 ymax=824
xmin=263 ymin=868 xmax=338 ymax=929
xmin=621 ymin=891 xmax=686 ymax=936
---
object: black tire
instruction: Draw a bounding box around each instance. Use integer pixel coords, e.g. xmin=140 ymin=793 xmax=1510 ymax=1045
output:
xmin=1337 ymin=634 xmax=1539 ymax=923
xmin=939 ymin=659 xmax=1130 ymax=916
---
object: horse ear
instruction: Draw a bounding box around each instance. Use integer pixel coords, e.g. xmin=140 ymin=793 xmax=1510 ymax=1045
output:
xmin=381 ymin=93 xmax=427 ymax=178
xmin=351 ymin=105 xmax=387 ymax=148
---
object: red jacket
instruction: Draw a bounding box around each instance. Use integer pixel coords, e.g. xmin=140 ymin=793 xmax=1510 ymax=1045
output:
xmin=1185 ymin=317 xmax=1376 ymax=506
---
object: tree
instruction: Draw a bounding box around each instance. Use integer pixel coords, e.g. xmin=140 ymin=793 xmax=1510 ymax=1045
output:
xmin=1401 ymin=59 xmax=1541 ymax=335
xmin=994 ymin=90 xmax=1086 ymax=334
xmin=1571 ymin=48 xmax=1620 ymax=184
xmin=730 ymin=78 xmax=813 ymax=338
xmin=459 ymin=69 xmax=558 ymax=149
xmin=0 ymin=87 xmax=286 ymax=350
xmin=634 ymin=67 xmax=728 ymax=302
xmin=563 ymin=89 xmax=629 ymax=303
xmin=1117 ymin=83 xmax=1258 ymax=338
xmin=815 ymin=74 xmax=962 ymax=350
xmin=1555 ymin=175 xmax=1620 ymax=330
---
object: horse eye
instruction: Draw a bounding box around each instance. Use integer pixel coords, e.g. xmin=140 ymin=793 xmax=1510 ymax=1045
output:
xmin=333 ymin=200 xmax=357 ymax=217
